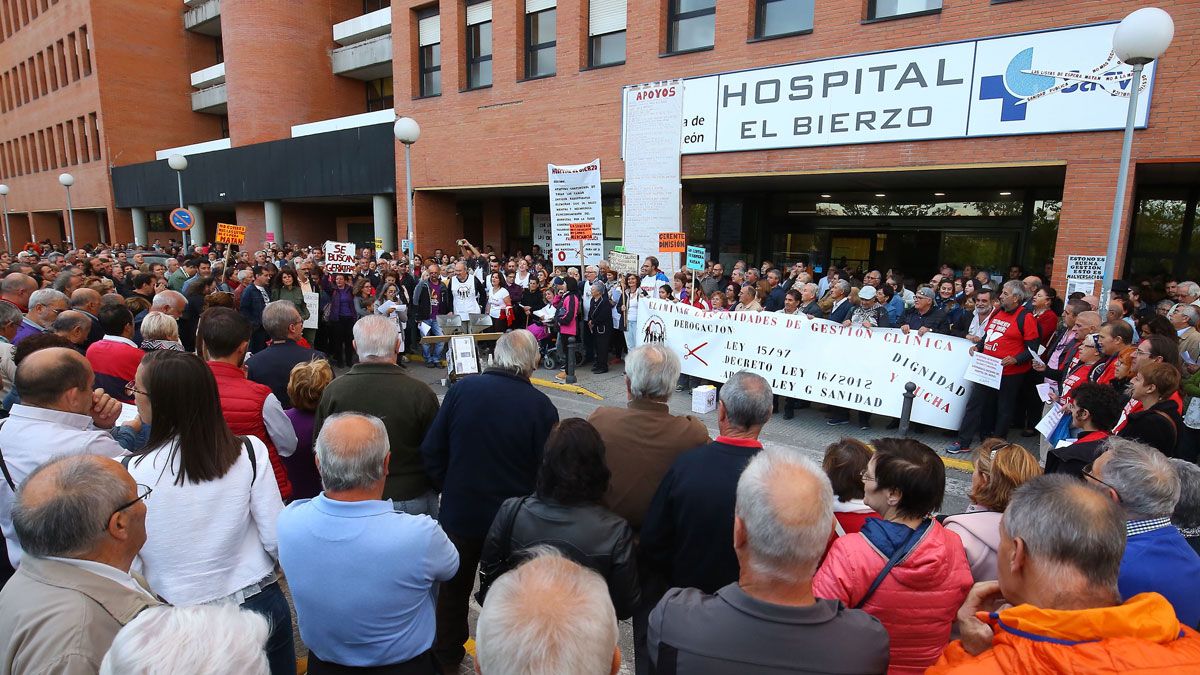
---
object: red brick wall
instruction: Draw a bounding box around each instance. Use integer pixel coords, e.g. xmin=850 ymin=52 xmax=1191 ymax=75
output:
xmin=390 ymin=0 xmax=1200 ymax=287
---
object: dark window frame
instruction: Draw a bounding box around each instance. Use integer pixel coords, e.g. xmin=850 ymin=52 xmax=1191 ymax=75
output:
xmin=865 ymin=0 xmax=942 ymax=22
xmin=753 ymin=0 xmax=814 ymax=41
xmin=465 ymin=15 xmax=493 ymax=90
xmin=524 ymin=7 xmax=556 ymax=79
xmin=365 ymin=76 xmax=393 ymax=112
xmin=666 ymin=0 xmax=715 ymax=54
xmin=587 ymin=29 xmax=625 ymax=68
xmin=418 ymin=42 xmax=441 ymax=97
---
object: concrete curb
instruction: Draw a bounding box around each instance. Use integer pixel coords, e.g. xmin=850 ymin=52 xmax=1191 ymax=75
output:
xmin=530 ymin=378 xmax=604 ymax=400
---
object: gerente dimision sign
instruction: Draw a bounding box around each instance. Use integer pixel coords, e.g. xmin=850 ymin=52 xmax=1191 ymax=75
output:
xmin=621 ymin=23 xmax=1158 ymax=155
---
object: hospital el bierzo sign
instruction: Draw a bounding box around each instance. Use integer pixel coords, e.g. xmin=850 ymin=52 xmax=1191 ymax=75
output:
xmin=636 ymin=299 xmax=976 ymax=430
xmin=621 ymin=22 xmax=1157 ymax=155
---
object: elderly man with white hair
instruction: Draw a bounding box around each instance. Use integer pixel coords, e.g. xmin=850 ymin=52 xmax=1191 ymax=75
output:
xmin=13 ymin=288 xmax=68 ymax=345
xmin=1168 ymin=303 xmax=1200 ymax=371
xmin=315 ymin=315 xmax=439 ymax=516
xmin=246 ymin=300 xmax=326 ymax=408
xmin=475 ymin=549 xmax=621 ymax=675
xmin=1087 ymin=437 xmax=1200 ymax=628
xmin=134 ymin=289 xmax=186 ymax=344
xmin=101 ymin=605 xmax=270 ymax=675
xmin=648 ymin=448 xmax=890 ymax=674
xmin=1178 ymin=280 xmax=1200 ymax=308
xmin=279 ymin=413 xmax=457 ymax=673
xmin=421 ymin=329 xmax=558 ymax=672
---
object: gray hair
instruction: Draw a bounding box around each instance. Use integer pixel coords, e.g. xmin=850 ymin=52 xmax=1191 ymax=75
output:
xmin=476 ymin=547 xmax=617 ymax=675
xmin=735 ymin=448 xmax=833 ymax=580
xmin=835 ymin=279 xmax=850 ymax=296
xmin=237 ymin=269 xmax=252 ymax=283
xmin=0 ymin=272 xmax=33 ymax=294
xmin=352 ymin=315 xmax=399 ymax=361
xmin=0 ymin=300 xmax=20 ymax=328
xmin=1099 ymin=437 xmax=1180 ymax=519
xmin=262 ymin=300 xmax=300 ymax=341
xmin=803 ymin=282 xmax=818 ymax=296
xmin=13 ymin=455 xmax=130 ymax=558
xmin=1178 ymin=281 xmax=1200 ymax=301
xmin=719 ymin=371 xmax=773 ymax=429
xmin=590 ymin=281 xmax=606 ymax=295
xmin=150 ymin=290 xmax=185 ymax=313
xmin=140 ymin=311 xmax=180 ymax=342
xmin=100 ymin=605 xmax=269 ymax=675
xmin=314 ymin=413 xmax=391 ymax=492
xmin=625 ymin=344 xmax=680 ymax=401
xmin=1001 ymin=474 xmax=1125 ymax=588
xmin=493 ymin=329 xmax=540 ymax=378
xmin=29 ymin=288 xmax=68 ymax=310
xmin=51 ymin=271 xmax=79 ymax=292
xmin=1173 ymin=303 xmax=1199 ymax=327
xmin=1170 ymin=459 xmax=1200 ymax=530
xmin=1002 ymin=279 xmax=1029 ymax=304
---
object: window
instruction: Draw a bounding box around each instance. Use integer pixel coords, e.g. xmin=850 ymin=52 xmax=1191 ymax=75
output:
xmin=667 ymin=0 xmax=714 ymax=53
xmin=588 ymin=0 xmax=625 ymax=67
xmin=366 ymin=77 xmax=393 ymax=112
xmin=66 ymin=31 xmax=78 ymax=80
xmin=78 ymin=25 xmax=91 ymax=76
xmin=417 ymin=9 xmax=441 ymax=97
xmin=755 ymin=0 xmax=812 ymax=38
xmin=363 ymin=0 xmax=388 ymax=11
xmin=868 ymin=0 xmax=941 ymax=20
xmin=218 ymin=115 xmax=229 ymax=139
xmin=465 ymin=1 xmax=492 ymax=89
xmin=524 ymin=0 xmax=555 ymax=79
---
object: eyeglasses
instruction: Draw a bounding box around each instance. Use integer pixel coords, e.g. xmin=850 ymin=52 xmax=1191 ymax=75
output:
xmin=123 ymin=381 xmax=148 ymax=398
xmin=1081 ymin=463 xmax=1122 ymax=502
xmin=103 ymin=483 xmax=152 ymax=532
xmin=860 ymin=470 xmax=876 ymax=483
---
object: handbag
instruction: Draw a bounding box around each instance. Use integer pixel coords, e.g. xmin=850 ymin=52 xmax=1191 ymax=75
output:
xmin=853 ymin=520 xmax=930 ymax=609
xmin=475 ymin=495 xmax=530 ymax=605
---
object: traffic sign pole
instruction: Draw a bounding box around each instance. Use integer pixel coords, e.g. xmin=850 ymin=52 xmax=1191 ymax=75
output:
xmin=175 ymin=172 xmax=187 ymax=250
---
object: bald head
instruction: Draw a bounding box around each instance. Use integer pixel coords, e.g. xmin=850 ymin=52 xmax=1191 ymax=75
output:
xmin=1074 ymin=310 xmax=1102 ymax=336
xmin=51 ymin=310 xmax=92 ymax=345
xmin=150 ymin=290 xmax=186 ymax=318
xmin=14 ymin=347 xmax=93 ymax=409
xmin=70 ymin=287 xmax=101 ymax=314
xmin=476 ymin=550 xmax=619 ymax=675
xmin=314 ymin=413 xmax=390 ymax=492
xmin=735 ymin=448 xmax=834 ymax=580
xmin=14 ymin=454 xmax=137 ymax=559
xmin=1 ymin=272 xmax=36 ymax=298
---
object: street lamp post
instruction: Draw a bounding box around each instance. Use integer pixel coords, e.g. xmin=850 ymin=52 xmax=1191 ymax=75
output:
xmin=168 ymin=154 xmax=189 ymax=251
xmin=58 ymin=173 xmax=76 ymax=247
xmin=393 ymin=117 xmax=421 ymax=259
xmin=0 ymin=184 xmax=10 ymax=252
xmin=1101 ymin=8 xmax=1174 ymax=316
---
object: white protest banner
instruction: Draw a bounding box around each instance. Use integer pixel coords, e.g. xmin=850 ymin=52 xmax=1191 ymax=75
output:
xmin=965 ymin=351 xmax=1004 ymax=390
xmin=1066 ymin=255 xmax=1106 ymax=280
xmin=303 ymin=291 xmax=319 ymax=330
xmin=635 ymin=299 xmax=975 ymax=429
xmin=548 ymin=160 xmax=604 ymax=267
xmin=622 ymin=80 xmax=683 ymax=271
xmin=324 ymin=241 xmax=356 ymax=275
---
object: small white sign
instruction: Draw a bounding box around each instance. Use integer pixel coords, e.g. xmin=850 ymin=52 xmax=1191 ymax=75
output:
xmin=450 ymin=335 xmax=479 ymax=375
xmin=1066 ymin=278 xmax=1096 ymax=297
xmin=1036 ymin=404 xmax=1066 ymax=439
xmin=1066 ymin=255 xmax=1106 ymax=280
xmin=964 ymin=351 xmax=1004 ymax=390
xmin=303 ymin=292 xmax=319 ymax=330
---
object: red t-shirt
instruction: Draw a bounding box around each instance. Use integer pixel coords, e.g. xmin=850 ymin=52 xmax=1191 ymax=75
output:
xmin=1060 ymin=361 xmax=1096 ymax=403
xmin=983 ymin=308 xmax=1039 ymax=376
xmin=1034 ymin=310 xmax=1059 ymax=347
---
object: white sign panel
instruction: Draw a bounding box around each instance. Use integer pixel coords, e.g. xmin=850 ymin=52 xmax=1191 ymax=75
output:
xmin=964 ymin=352 xmax=1004 ymax=390
xmin=323 ymin=241 xmax=356 ymax=275
xmin=635 ymin=299 xmax=975 ymax=429
xmin=622 ymin=81 xmax=684 ymax=271
xmin=532 ymin=214 xmax=552 ymax=257
xmin=1066 ymin=255 xmax=1106 ymax=280
xmin=302 ymin=291 xmax=319 ymax=330
xmin=548 ymin=160 xmax=604 ymax=267
xmin=627 ymin=23 xmax=1157 ymax=155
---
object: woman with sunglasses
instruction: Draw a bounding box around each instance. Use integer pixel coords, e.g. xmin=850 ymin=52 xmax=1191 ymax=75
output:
xmin=123 ymin=350 xmax=293 ymax=675
xmin=942 ymin=439 xmax=1040 ymax=583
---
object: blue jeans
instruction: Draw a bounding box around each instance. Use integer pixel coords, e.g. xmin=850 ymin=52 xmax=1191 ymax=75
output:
xmin=421 ymin=318 xmax=444 ymax=363
xmin=240 ymin=581 xmax=296 ymax=675
xmin=393 ymin=489 xmax=440 ymax=518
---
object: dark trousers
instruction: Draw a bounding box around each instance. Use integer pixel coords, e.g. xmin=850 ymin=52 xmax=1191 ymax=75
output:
xmin=633 ymin=562 xmax=669 ymax=675
xmin=829 ymin=406 xmax=871 ymax=426
xmin=1020 ymin=370 xmax=1046 ymax=429
xmin=592 ymin=326 xmax=611 ymax=372
xmin=241 ymin=582 xmax=296 ymax=675
xmin=581 ymin=324 xmax=596 ymax=363
xmin=958 ymin=373 xmax=1024 ymax=446
xmin=308 ymin=650 xmax=441 ymax=675
xmin=329 ymin=317 xmax=355 ymax=367
xmin=433 ymin=533 xmax=484 ymax=670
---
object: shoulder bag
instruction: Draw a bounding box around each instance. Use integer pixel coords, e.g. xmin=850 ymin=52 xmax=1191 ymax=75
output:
xmin=853 ymin=520 xmax=931 ymax=609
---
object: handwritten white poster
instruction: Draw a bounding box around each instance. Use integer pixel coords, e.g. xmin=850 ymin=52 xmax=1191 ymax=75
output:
xmin=622 ymin=81 xmax=683 ymax=272
xmin=965 ymin=351 xmax=1004 ymax=390
xmin=635 ymin=299 xmax=975 ymax=429
xmin=324 ymin=241 xmax=356 ymax=275
xmin=547 ymin=160 xmax=604 ymax=267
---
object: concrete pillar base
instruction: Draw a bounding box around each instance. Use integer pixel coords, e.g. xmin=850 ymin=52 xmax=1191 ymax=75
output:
xmin=372 ymin=194 xmax=395 ymax=255
xmin=131 ymin=208 xmax=149 ymax=247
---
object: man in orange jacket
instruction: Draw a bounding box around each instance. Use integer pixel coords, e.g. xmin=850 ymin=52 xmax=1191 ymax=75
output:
xmin=929 ymin=474 xmax=1200 ymax=673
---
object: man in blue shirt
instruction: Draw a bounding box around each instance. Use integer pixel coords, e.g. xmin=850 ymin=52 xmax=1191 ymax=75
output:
xmin=278 ymin=412 xmax=459 ymax=670
xmin=1088 ymin=437 xmax=1200 ymax=628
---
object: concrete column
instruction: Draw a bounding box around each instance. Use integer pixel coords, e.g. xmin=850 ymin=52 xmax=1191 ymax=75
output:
xmin=187 ymin=205 xmax=207 ymax=245
xmin=131 ymin=208 xmax=149 ymax=246
xmin=372 ymin=194 xmax=395 ymax=255
xmin=264 ymin=200 xmax=284 ymax=248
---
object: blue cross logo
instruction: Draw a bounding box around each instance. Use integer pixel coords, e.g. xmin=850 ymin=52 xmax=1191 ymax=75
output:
xmin=978 ymin=48 xmax=1057 ymax=123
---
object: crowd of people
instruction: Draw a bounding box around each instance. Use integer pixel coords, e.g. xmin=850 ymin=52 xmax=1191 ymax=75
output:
xmin=0 ymin=237 xmax=1198 ymax=674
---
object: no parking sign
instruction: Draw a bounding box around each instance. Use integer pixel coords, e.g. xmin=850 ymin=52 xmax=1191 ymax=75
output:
xmin=169 ymin=208 xmax=195 ymax=232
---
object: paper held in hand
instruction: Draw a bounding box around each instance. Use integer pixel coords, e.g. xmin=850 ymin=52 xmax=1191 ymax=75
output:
xmin=964 ymin=351 xmax=1003 ymax=390
xmin=1036 ymin=404 xmax=1066 ymax=439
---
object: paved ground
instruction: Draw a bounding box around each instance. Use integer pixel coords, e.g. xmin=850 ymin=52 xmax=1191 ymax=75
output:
xmin=289 ymin=355 xmax=1040 ymax=673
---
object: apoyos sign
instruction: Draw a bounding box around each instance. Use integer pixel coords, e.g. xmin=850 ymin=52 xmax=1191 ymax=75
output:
xmin=623 ymin=22 xmax=1157 ymax=155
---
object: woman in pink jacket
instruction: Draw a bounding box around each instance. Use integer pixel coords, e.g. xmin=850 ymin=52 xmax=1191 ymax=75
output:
xmin=813 ymin=438 xmax=974 ymax=674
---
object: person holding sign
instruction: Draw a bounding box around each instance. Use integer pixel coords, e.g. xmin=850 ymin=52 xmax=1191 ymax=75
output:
xmin=639 ymin=257 xmax=669 ymax=298
xmin=948 ymin=281 xmax=1040 ymax=455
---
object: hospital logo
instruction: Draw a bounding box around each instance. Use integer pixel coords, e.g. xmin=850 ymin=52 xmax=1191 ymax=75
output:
xmin=978 ymin=47 xmax=1146 ymax=122
xmin=642 ymin=317 xmax=666 ymax=344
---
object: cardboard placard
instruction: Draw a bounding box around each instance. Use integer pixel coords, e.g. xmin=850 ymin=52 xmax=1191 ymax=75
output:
xmin=324 ymin=241 xmax=356 ymax=275
xmin=215 ymin=223 xmax=246 ymax=245
xmin=610 ymin=251 xmax=640 ymax=276
xmin=659 ymin=232 xmax=686 ymax=253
